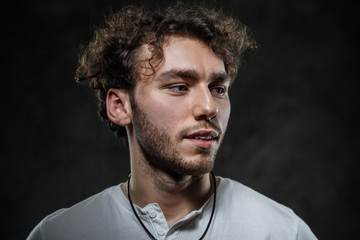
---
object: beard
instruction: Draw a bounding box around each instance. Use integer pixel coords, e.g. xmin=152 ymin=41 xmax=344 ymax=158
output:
xmin=131 ymin=101 xmax=224 ymax=178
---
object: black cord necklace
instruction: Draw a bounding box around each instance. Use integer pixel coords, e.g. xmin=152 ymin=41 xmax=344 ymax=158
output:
xmin=127 ymin=172 xmax=217 ymax=240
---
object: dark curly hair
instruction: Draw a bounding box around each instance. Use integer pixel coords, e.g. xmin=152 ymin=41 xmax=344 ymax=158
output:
xmin=75 ymin=2 xmax=257 ymax=143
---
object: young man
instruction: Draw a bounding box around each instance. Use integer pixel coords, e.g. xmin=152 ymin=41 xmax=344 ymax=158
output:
xmin=28 ymin=3 xmax=317 ymax=240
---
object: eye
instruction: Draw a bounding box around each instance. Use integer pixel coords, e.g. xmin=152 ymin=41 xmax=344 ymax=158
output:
xmin=210 ymin=86 xmax=227 ymax=97
xmin=167 ymin=84 xmax=189 ymax=94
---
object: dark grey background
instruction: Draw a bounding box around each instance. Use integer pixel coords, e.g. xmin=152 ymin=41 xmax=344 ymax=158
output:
xmin=3 ymin=0 xmax=358 ymax=239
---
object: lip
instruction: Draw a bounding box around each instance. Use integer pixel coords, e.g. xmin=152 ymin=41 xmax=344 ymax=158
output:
xmin=184 ymin=130 xmax=218 ymax=149
xmin=185 ymin=138 xmax=215 ymax=148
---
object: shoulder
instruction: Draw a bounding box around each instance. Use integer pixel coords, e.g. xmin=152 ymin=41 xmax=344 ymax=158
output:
xmin=217 ymin=177 xmax=297 ymax=225
xmin=27 ymin=184 xmax=130 ymax=240
xmin=218 ymin=177 xmax=294 ymax=216
xmin=214 ymin=177 xmax=317 ymax=239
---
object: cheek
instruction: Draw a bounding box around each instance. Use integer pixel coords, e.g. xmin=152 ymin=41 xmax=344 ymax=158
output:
xmin=138 ymin=94 xmax=185 ymax=127
xmin=219 ymin=102 xmax=231 ymax=129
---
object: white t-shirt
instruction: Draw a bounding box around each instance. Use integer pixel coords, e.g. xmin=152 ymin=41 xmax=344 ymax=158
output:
xmin=27 ymin=177 xmax=317 ymax=240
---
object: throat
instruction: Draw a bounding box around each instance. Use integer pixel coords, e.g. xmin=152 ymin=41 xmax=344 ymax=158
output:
xmin=124 ymin=172 xmax=218 ymax=227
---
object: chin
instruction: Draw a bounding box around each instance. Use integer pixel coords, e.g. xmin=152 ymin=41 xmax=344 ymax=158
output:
xmin=174 ymin=156 xmax=215 ymax=176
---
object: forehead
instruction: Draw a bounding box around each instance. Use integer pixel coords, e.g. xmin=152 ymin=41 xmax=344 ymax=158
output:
xmin=136 ymin=36 xmax=226 ymax=81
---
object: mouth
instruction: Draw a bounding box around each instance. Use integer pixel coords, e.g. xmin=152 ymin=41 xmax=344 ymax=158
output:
xmin=184 ymin=130 xmax=219 ymax=148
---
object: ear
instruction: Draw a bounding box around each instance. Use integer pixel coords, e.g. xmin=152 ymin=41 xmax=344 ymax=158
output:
xmin=106 ymin=88 xmax=132 ymax=126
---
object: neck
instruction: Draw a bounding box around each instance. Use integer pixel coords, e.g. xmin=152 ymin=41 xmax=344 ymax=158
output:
xmin=125 ymin=170 xmax=213 ymax=226
xmin=123 ymin=131 xmax=218 ymax=227
xmin=129 ymin=169 xmax=214 ymax=227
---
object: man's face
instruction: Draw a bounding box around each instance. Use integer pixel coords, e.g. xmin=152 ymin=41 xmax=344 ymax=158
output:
xmin=131 ymin=36 xmax=231 ymax=177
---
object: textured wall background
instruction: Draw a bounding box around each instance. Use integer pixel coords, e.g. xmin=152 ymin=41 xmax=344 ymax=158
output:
xmin=3 ymin=0 xmax=358 ymax=239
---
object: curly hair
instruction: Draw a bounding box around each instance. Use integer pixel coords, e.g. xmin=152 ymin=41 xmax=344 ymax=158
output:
xmin=75 ymin=2 xmax=257 ymax=143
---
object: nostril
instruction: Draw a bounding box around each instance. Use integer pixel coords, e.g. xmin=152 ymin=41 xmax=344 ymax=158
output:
xmin=194 ymin=106 xmax=218 ymax=121
xmin=207 ymin=107 xmax=218 ymax=121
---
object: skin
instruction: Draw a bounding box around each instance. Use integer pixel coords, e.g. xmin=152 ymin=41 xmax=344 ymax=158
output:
xmin=107 ymin=35 xmax=231 ymax=227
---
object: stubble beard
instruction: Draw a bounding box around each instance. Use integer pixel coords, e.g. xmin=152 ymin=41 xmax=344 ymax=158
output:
xmin=131 ymin=103 xmax=223 ymax=179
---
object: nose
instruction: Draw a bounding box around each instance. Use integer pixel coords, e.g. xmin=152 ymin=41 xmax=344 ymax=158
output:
xmin=192 ymin=85 xmax=218 ymax=121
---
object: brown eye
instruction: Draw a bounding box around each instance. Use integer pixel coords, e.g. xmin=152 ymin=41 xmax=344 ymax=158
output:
xmin=210 ymin=86 xmax=227 ymax=97
xmin=167 ymin=84 xmax=189 ymax=94
xmin=171 ymin=85 xmax=188 ymax=92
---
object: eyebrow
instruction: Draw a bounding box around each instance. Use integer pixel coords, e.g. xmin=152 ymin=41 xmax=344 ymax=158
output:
xmin=154 ymin=69 xmax=199 ymax=82
xmin=210 ymin=72 xmax=232 ymax=84
xmin=154 ymin=69 xmax=231 ymax=83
